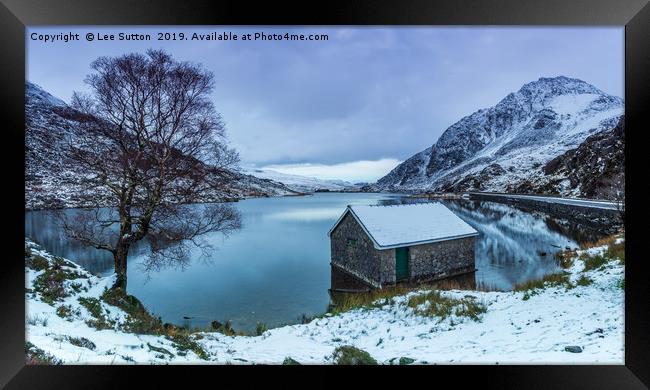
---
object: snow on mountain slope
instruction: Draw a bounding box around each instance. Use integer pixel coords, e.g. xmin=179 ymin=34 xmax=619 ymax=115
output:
xmin=246 ymin=169 xmax=357 ymax=193
xmin=372 ymin=76 xmax=624 ymax=197
xmin=25 ymin=82 xmax=298 ymax=210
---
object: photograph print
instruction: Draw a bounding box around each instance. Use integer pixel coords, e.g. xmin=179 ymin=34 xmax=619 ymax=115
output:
xmin=24 ymin=26 xmax=625 ymax=365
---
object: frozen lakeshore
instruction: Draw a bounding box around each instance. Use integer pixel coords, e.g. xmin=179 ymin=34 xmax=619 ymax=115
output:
xmin=25 ymin=236 xmax=624 ymax=364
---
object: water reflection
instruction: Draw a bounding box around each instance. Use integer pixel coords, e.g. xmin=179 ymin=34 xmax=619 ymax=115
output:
xmin=443 ymin=200 xmax=578 ymax=291
xmin=264 ymin=207 xmax=343 ymax=222
xmin=25 ymin=193 xmax=610 ymax=331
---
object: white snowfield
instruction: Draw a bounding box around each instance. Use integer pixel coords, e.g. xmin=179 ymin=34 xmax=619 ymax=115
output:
xmin=245 ymin=168 xmax=356 ymax=193
xmin=329 ymin=203 xmax=478 ymax=249
xmin=25 ymin=238 xmax=624 ymax=365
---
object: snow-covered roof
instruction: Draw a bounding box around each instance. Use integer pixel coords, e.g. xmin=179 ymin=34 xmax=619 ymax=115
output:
xmin=328 ymin=202 xmax=478 ymax=250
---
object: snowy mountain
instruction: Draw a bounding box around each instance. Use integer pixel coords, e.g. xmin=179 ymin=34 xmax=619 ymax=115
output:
xmin=370 ymin=76 xmax=624 ymax=199
xmin=25 ymin=82 xmax=298 ymax=210
xmin=245 ymin=168 xmax=358 ymax=193
xmin=528 ymin=117 xmax=624 ymax=199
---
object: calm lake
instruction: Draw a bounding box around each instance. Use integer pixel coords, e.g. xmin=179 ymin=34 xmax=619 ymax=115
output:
xmin=25 ymin=193 xmax=607 ymax=332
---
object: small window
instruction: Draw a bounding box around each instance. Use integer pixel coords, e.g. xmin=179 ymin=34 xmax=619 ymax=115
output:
xmin=346 ymin=238 xmax=357 ymax=249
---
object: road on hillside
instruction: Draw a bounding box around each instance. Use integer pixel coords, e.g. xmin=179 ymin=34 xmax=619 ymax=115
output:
xmin=467 ymin=192 xmax=622 ymax=211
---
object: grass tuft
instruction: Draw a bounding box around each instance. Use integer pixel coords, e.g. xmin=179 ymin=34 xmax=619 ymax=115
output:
xmin=29 ymin=251 xmax=88 ymax=305
xmin=147 ymin=342 xmax=175 ymax=357
xmin=55 ymin=304 xmax=80 ymax=321
xmin=78 ymin=297 xmax=114 ymax=330
xmin=554 ymin=250 xmax=576 ymax=269
xmin=298 ymin=313 xmax=314 ymax=324
xmin=514 ymin=272 xmax=573 ymax=292
xmin=67 ymin=336 xmax=96 ymax=350
xmin=25 ymin=341 xmax=61 ymax=365
xmin=282 ymin=357 xmax=301 ymax=365
xmin=26 ymin=314 xmax=48 ymax=327
xmin=580 ymin=234 xmax=625 ymax=264
xmin=328 ymin=286 xmax=414 ymax=315
xmin=605 ymin=240 xmax=625 ymax=264
xmin=101 ymin=287 xmax=163 ymax=334
xmin=332 ymin=345 xmax=377 ymax=365
xmin=255 ymin=322 xmax=268 ymax=336
xmin=166 ymin=333 xmax=209 ymax=360
xmin=210 ymin=320 xmax=238 ymax=336
xmin=32 ymin=268 xmax=70 ymax=305
xmin=581 ymin=254 xmax=608 ymax=272
xmin=27 ymin=254 xmax=50 ymax=271
xmin=407 ymin=290 xmax=486 ymax=321
xmin=576 ymin=275 xmax=593 ymax=287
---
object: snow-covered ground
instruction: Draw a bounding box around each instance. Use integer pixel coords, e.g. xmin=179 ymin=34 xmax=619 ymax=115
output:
xmin=245 ymin=168 xmax=358 ymax=193
xmin=25 ymin=236 xmax=624 ymax=364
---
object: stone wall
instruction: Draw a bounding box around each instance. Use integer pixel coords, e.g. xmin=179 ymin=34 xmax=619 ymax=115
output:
xmin=408 ymin=236 xmax=476 ymax=282
xmin=330 ymin=264 xmax=373 ymax=292
xmin=377 ymin=248 xmax=396 ymax=285
xmin=330 ymin=211 xmax=386 ymax=287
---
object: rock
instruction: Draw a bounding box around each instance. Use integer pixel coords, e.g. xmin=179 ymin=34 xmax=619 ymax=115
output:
xmin=211 ymin=320 xmax=222 ymax=330
xmin=399 ymin=357 xmax=416 ymax=365
xmin=565 ymin=346 xmax=583 ymax=353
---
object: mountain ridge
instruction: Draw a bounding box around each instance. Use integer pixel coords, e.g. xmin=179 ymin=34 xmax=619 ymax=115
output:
xmin=25 ymin=82 xmax=299 ymax=210
xmin=245 ymin=168 xmax=359 ymax=193
xmin=370 ymin=76 xmax=624 ymax=199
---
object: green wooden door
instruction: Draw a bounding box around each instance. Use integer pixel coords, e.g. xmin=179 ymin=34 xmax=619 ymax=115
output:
xmin=395 ymin=247 xmax=409 ymax=281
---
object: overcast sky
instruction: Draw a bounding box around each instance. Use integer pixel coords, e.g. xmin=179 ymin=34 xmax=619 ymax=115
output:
xmin=27 ymin=26 xmax=623 ymax=182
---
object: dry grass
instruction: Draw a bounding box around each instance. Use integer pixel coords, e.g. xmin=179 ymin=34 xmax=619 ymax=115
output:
xmin=576 ymin=275 xmax=593 ymax=287
xmin=555 ymin=249 xmax=577 ymax=269
xmin=514 ymin=272 xmax=573 ymax=292
xmin=101 ymin=287 xmax=163 ymax=334
xmin=580 ymin=235 xmax=617 ymax=250
xmin=581 ymin=253 xmax=609 ymax=271
xmin=605 ymin=239 xmax=625 ymax=264
xmin=328 ymin=285 xmax=416 ymax=315
xmin=25 ymin=342 xmax=61 ymax=365
xmin=561 ymin=232 xmax=625 ymax=272
xmin=329 ymin=285 xmax=487 ymax=321
xmin=407 ymin=290 xmax=486 ymax=321
xmin=580 ymin=232 xmax=624 ymax=255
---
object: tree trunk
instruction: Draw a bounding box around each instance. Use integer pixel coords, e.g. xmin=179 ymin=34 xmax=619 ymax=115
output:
xmin=113 ymin=244 xmax=129 ymax=290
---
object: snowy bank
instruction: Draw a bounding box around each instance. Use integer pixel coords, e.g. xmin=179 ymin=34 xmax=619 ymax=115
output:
xmin=25 ymin=236 xmax=624 ymax=364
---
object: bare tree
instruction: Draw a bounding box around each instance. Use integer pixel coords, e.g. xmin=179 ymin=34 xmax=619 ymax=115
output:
xmin=60 ymin=49 xmax=241 ymax=290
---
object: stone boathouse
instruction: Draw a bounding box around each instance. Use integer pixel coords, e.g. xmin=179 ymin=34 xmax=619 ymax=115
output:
xmin=328 ymin=203 xmax=478 ymax=289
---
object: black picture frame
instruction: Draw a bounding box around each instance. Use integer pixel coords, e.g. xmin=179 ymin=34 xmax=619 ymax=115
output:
xmin=1 ymin=0 xmax=648 ymax=388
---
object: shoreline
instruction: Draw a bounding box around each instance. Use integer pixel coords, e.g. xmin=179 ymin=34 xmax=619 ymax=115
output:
xmin=25 ymin=232 xmax=625 ymax=364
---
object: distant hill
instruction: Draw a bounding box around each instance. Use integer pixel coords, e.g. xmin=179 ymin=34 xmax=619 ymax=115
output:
xmin=25 ymin=82 xmax=298 ymax=210
xmin=245 ymin=168 xmax=359 ymax=193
